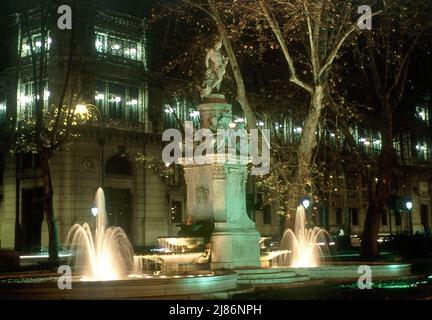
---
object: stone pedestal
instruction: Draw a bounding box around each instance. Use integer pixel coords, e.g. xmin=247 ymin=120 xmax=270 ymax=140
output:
xmin=210 ymin=231 xmax=261 ymax=269
xmin=182 ymin=95 xmax=261 ymax=270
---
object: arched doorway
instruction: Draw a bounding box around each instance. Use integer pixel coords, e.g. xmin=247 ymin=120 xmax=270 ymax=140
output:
xmin=104 ymin=154 xmax=133 ymax=236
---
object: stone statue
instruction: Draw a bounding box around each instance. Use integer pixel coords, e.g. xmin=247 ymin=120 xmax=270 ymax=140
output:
xmin=201 ymin=39 xmax=229 ymax=98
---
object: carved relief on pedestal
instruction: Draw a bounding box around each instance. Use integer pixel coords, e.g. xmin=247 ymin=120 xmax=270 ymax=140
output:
xmin=213 ymin=165 xmax=226 ymax=180
xmin=196 ymin=185 xmax=209 ymax=206
xmin=199 ymin=106 xmax=231 ymax=132
xmin=190 ymin=184 xmax=211 ymax=221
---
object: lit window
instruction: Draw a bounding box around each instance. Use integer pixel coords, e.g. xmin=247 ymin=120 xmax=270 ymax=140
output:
xmin=95 ymin=31 xmax=143 ymax=62
xmin=358 ymin=128 xmax=381 ymax=156
xmin=416 ymin=106 xmax=429 ymax=123
xmin=94 ymin=81 xmax=140 ymax=123
xmin=21 ymin=33 xmax=51 ymax=57
xmin=0 ymin=101 xmax=6 ymax=122
xmin=164 ymin=106 xmax=174 ymax=114
xmin=17 ymin=80 xmax=49 ymax=118
xmin=415 ymin=139 xmax=429 ymax=161
xmin=293 ymin=127 xmax=302 ymax=134
xmin=393 ymin=139 xmax=401 ymax=159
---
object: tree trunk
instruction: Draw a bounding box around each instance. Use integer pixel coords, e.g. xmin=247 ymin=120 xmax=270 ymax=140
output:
xmin=277 ymin=87 xmax=325 ymax=235
xmin=39 ymin=149 xmax=59 ymax=264
xmin=361 ymin=103 xmax=394 ymax=258
xmin=296 ymin=86 xmax=324 ymax=186
xmin=341 ymin=172 xmax=351 ymax=235
xmin=14 ymin=155 xmax=21 ymax=251
xmin=360 ymin=203 xmax=381 ymax=257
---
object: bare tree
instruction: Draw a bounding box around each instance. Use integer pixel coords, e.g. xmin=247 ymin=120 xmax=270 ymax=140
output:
xmin=253 ymin=0 xmax=380 ymax=208
xmin=14 ymin=0 xmax=90 ymax=262
xmin=355 ymin=0 xmax=431 ymax=257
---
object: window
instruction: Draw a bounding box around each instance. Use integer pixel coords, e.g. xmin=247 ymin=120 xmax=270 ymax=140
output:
xmin=416 ymin=106 xmax=429 ymax=123
xmin=292 ymin=125 xmax=303 ymax=142
xmin=393 ymin=139 xmax=401 ymax=160
xmin=414 ymin=137 xmax=430 ymax=162
xmin=18 ymin=80 xmax=49 ymax=119
xmin=105 ymin=188 xmax=132 ymax=234
xmin=351 ymin=208 xmax=359 ymax=226
xmin=106 ymin=155 xmax=132 ymax=176
xmin=336 ymin=208 xmax=343 ymax=225
xmin=95 ymin=31 xmax=143 ymax=62
xmin=395 ymin=213 xmax=402 ymax=226
xmin=170 ymin=201 xmax=183 ymax=224
xmin=358 ymin=128 xmax=381 ymax=156
xmin=95 ymin=80 xmax=140 ymax=123
xmin=419 ymin=181 xmax=429 ymax=197
xmin=21 ymin=33 xmax=52 ymax=57
xmin=163 ymin=98 xmax=189 ymax=130
xmin=127 ymin=87 xmax=139 ymax=123
xmin=108 ymin=83 xmax=126 ymax=120
xmin=18 ymin=153 xmax=40 ymax=171
xmin=263 ymin=204 xmax=272 ymax=225
xmin=0 ymin=101 xmax=5 ymax=122
xmin=421 ymin=205 xmax=429 ymax=231
xmin=382 ymin=210 xmax=388 ymax=226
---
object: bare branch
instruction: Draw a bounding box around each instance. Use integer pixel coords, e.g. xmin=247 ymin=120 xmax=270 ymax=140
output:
xmin=259 ymin=0 xmax=313 ymax=94
xmin=319 ymin=10 xmax=383 ymax=79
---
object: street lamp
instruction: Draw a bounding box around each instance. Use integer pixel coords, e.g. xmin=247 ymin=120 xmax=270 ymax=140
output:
xmin=301 ymin=197 xmax=312 ymax=227
xmin=91 ymin=206 xmax=99 ymax=229
xmin=405 ymin=200 xmax=413 ymax=234
xmin=76 ymin=103 xmax=104 ymax=188
xmin=91 ymin=207 xmax=99 ymax=217
xmin=301 ymin=198 xmax=311 ymax=209
xmin=405 ymin=201 xmax=413 ymax=211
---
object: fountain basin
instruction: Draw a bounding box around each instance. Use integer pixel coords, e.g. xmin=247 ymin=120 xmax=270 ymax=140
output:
xmin=0 ymin=271 xmax=238 ymax=300
xmin=158 ymin=237 xmax=205 ymax=253
xmin=259 ymin=250 xmax=290 ymax=268
xmin=236 ymin=262 xmax=412 ymax=286
xmin=134 ymin=252 xmax=210 ymax=274
xmin=136 ymin=252 xmax=208 ymax=265
xmin=285 ymin=262 xmax=412 ymax=280
xmin=236 ymin=267 xmax=308 ymax=285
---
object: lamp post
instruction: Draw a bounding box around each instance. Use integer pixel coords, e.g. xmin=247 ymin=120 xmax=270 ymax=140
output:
xmin=76 ymin=104 xmax=104 ymax=188
xmin=405 ymin=200 xmax=413 ymax=234
xmin=301 ymin=197 xmax=311 ymax=226
xmin=302 ymin=198 xmax=311 ymax=210
xmin=91 ymin=206 xmax=99 ymax=229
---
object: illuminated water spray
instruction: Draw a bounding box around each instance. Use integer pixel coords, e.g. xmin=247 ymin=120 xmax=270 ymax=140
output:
xmin=280 ymin=205 xmax=329 ymax=267
xmin=66 ymin=188 xmax=134 ymax=280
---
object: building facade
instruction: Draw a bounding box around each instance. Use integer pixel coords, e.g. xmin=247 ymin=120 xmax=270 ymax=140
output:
xmin=0 ymin=3 xmax=186 ymax=252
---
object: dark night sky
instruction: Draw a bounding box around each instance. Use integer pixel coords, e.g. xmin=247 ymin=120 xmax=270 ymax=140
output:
xmin=0 ymin=0 xmax=168 ymax=17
